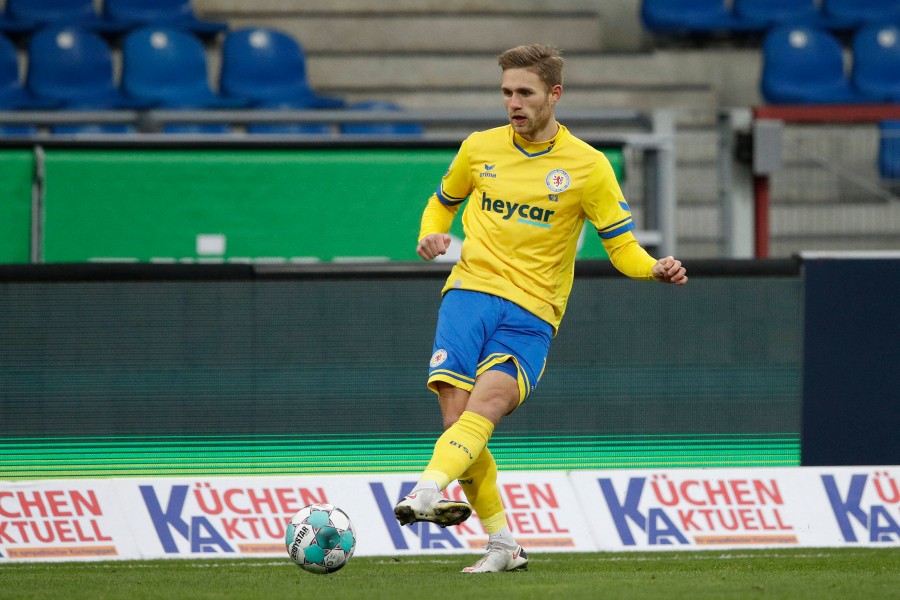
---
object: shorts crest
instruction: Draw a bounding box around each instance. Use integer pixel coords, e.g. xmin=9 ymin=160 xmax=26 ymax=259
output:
xmin=430 ymin=348 xmax=448 ymax=367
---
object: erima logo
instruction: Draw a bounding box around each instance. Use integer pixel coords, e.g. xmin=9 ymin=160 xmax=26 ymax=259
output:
xmin=480 ymin=164 xmax=497 ymax=179
xmin=481 ymin=192 xmax=554 ymax=228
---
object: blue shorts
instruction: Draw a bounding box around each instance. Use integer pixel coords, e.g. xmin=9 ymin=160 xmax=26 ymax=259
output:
xmin=427 ymin=290 xmax=553 ymax=404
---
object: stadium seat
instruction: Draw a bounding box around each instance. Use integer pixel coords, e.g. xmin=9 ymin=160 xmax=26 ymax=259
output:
xmin=0 ymin=32 xmax=58 ymax=110
xmin=821 ymin=0 xmax=900 ymax=30
xmin=0 ymin=32 xmax=54 ymax=134
xmin=640 ymin=0 xmax=743 ymax=34
xmin=851 ymin=25 xmax=900 ymax=102
xmin=103 ymin=0 xmax=228 ymax=37
xmin=6 ymin=0 xmax=125 ymax=33
xmin=733 ymin=0 xmax=823 ymax=29
xmin=27 ymin=26 xmax=151 ymax=110
xmin=122 ymin=27 xmax=245 ymax=109
xmin=339 ymin=101 xmax=424 ymax=136
xmin=220 ymin=28 xmax=344 ymax=109
xmin=760 ymin=26 xmax=867 ymax=104
xmin=879 ymin=120 xmax=900 ymax=181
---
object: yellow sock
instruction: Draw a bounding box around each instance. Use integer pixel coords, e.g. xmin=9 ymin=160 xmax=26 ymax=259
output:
xmin=458 ymin=447 xmax=508 ymax=534
xmin=421 ymin=411 xmax=494 ymax=490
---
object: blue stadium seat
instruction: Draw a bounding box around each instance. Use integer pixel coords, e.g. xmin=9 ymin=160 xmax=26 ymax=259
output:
xmin=103 ymin=0 xmax=228 ymax=36
xmin=760 ymin=26 xmax=867 ymax=104
xmin=640 ymin=0 xmax=743 ymax=34
xmin=734 ymin=0 xmax=824 ymax=29
xmin=219 ymin=28 xmax=344 ymax=109
xmin=879 ymin=121 xmax=900 ymax=181
xmin=0 ymin=33 xmax=39 ymax=133
xmin=27 ymin=26 xmax=151 ymax=110
xmin=821 ymin=0 xmax=900 ymax=30
xmin=6 ymin=0 xmax=125 ymax=33
xmin=0 ymin=32 xmax=58 ymax=110
xmin=122 ymin=27 xmax=245 ymax=109
xmin=339 ymin=101 xmax=424 ymax=136
xmin=122 ymin=27 xmax=243 ymax=133
xmin=851 ymin=25 xmax=900 ymax=102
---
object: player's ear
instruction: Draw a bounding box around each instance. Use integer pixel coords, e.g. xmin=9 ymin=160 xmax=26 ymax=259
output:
xmin=549 ymin=84 xmax=563 ymax=105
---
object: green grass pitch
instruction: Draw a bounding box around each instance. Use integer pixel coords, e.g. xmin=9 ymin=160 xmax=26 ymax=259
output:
xmin=1 ymin=548 xmax=897 ymax=600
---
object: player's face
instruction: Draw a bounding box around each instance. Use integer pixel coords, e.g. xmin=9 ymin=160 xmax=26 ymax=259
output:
xmin=501 ymin=68 xmax=561 ymax=143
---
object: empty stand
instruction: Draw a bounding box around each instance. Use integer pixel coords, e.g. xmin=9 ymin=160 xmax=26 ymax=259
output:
xmin=760 ymin=26 xmax=866 ymax=104
xmin=851 ymin=24 xmax=900 ymax=102
xmin=102 ymin=0 xmax=227 ymax=36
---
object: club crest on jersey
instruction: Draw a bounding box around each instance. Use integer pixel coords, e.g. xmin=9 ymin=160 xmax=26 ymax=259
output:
xmin=430 ymin=349 xmax=448 ymax=367
xmin=546 ymin=169 xmax=570 ymax=193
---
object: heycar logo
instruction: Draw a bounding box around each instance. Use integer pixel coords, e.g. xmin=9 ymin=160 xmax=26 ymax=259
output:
xmin=822 ymin=472 xmax=900 ymax=543
xmin=480 ymin=192 xmax=555 ymax=228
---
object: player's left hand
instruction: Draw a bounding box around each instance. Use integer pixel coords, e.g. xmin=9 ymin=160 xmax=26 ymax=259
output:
xmin=653 ymin=256 xmax=688 ymax=285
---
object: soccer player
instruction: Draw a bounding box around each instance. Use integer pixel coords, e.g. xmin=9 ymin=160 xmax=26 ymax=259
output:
xmin=393 ymin=44 xmax=688 ymax=573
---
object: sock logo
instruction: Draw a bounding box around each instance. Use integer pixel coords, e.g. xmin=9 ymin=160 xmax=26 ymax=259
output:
xmin=450 ymin=440 xmax=473 ymax=459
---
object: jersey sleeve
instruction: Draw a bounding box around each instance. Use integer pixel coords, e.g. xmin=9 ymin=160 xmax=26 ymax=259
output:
xmin=583 ymin=152 xmax=656 ymax=280
xmin=436 ymin=138 xmax=474 ymax=208
xmin=581 ymin=152 xmax=636 ymax=240
xmin=419 ymin=138 xmax=475 ymax=240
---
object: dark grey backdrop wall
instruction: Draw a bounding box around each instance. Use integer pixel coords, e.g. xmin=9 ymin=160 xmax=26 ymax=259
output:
xmin=802 ymin=257 xmax=900 ymax=466
xmin=0 ymin=262 xmax=803 ymax=478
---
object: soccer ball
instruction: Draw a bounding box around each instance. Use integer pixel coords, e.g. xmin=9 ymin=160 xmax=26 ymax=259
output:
xmin=285 ymin=503 xmax=356 ymax=574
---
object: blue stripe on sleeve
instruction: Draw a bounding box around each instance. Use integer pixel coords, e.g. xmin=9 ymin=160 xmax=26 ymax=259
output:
xmin=597 ymin=221 xmax=636 ymax=239
xmin=598 ymin=215 xmax=633 ymax=233
xmin=436 ymin=185 xmax=467 ymax=207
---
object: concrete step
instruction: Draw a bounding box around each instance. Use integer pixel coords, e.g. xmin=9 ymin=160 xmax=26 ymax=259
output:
xmin=195 ymin=0 xmax=648 ymax=52
xmin=214 ymin=12 xmax=602 ymax=53
xmin=300 ymin=50 xmax=759 ymax=103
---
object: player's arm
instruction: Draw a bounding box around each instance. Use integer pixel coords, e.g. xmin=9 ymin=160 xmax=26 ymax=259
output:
xmin=602 ymin=232 xmax=687 ymax=284
xmin=585 ymin=154 xmax=686 ymax=284
xmin=417 ymin=140 xmax=474 ymax=261
xmin=417 ymin=196 xmax=458 ymax=260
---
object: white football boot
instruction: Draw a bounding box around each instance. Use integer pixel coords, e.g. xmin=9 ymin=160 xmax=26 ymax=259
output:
xmin=461 ymin=542 xmax=529 ymax=573
xmin=393 ymin=488 xmax=472 ymax=527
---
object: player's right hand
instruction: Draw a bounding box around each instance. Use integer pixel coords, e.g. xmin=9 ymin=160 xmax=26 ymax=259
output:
xmin=417 ymin=233 xmax=452 ymax=260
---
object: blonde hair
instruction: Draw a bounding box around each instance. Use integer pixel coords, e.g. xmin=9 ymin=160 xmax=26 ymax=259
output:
xmin=497 ymin=44 xmax=564 ymax=90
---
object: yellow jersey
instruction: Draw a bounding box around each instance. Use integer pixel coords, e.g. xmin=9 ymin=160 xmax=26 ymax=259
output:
xmin=420 ymin=124 xmax=656 ymax=331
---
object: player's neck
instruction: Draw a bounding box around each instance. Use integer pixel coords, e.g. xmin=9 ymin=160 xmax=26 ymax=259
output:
xmin=519 ymin=120 xmax=560 ymax=144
